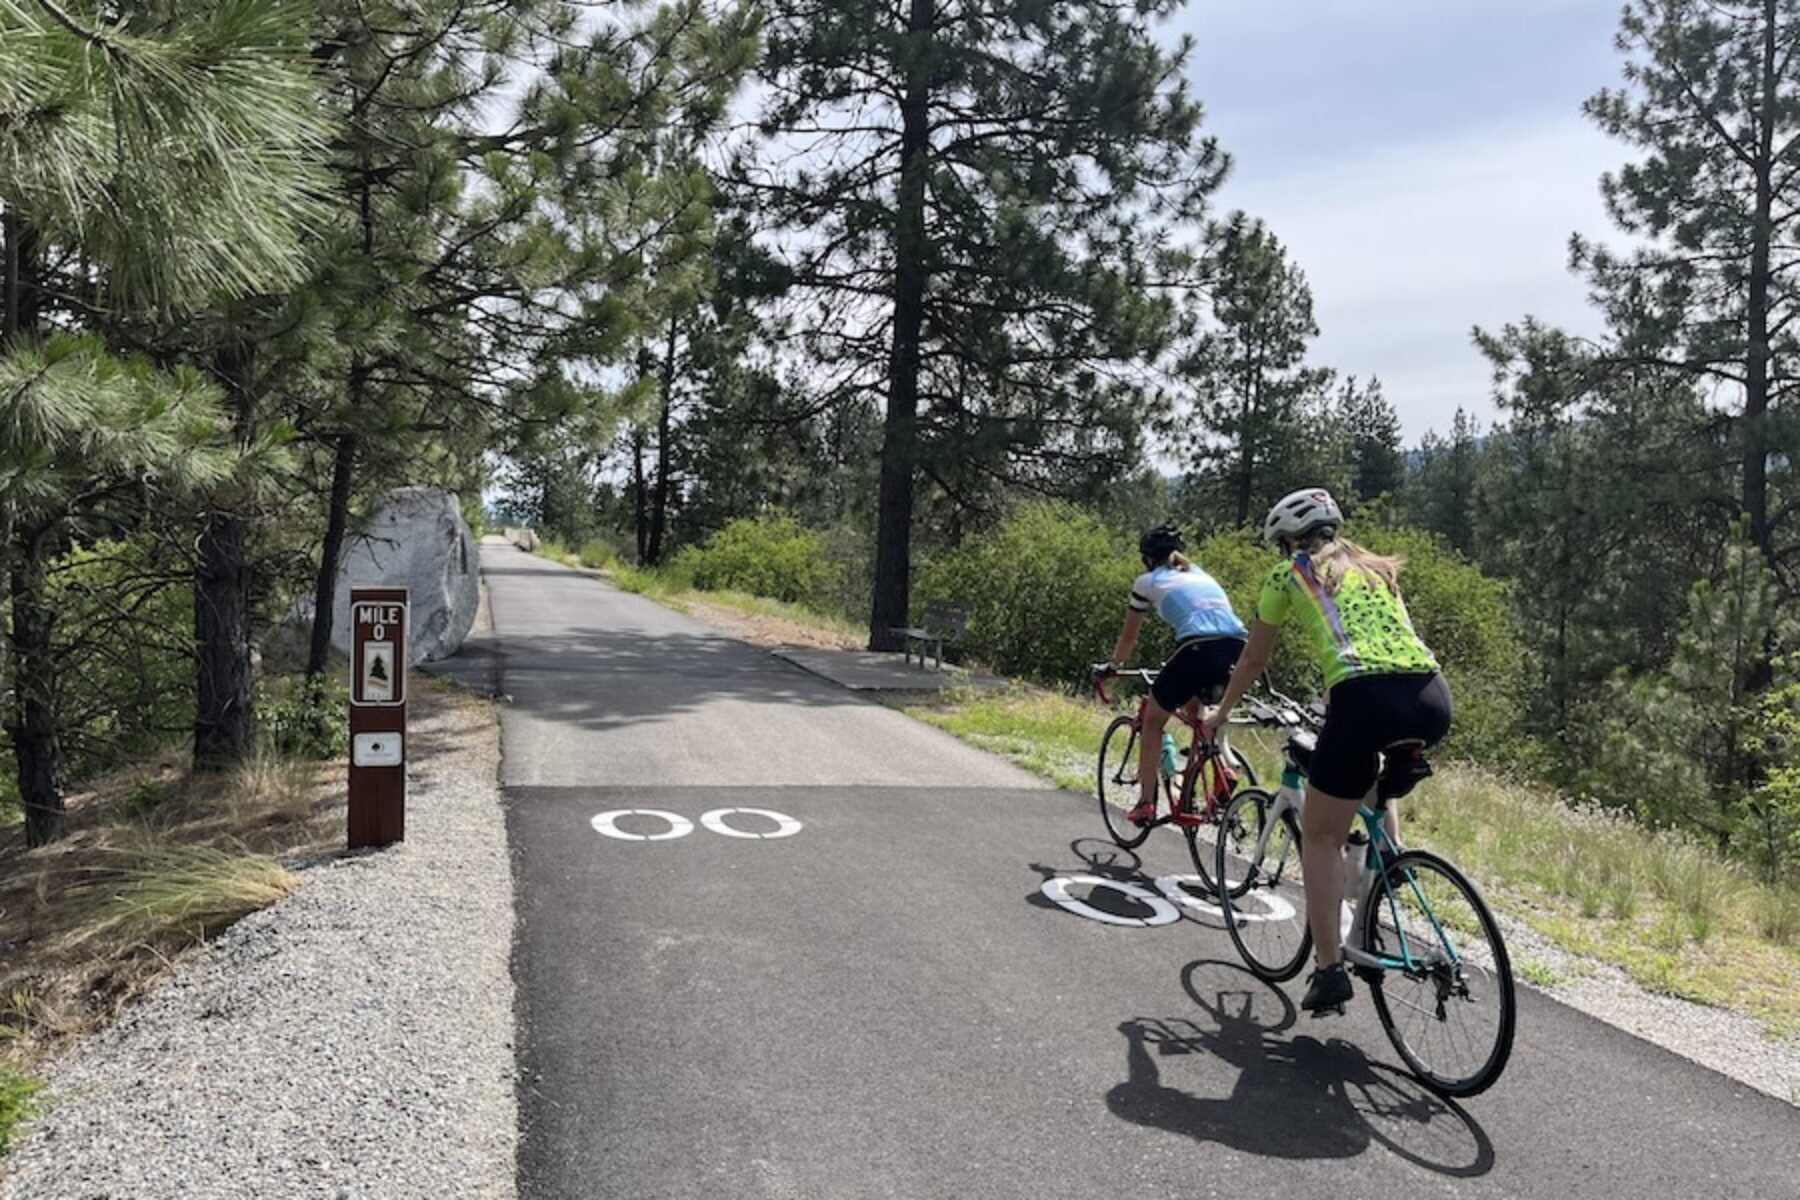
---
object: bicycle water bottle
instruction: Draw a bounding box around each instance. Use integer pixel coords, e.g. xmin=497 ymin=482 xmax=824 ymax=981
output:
xmin=1343 ymin=830 xmax=1374 ymax=903
xmin=1161 ymin=732 xmax=1179 ymax=781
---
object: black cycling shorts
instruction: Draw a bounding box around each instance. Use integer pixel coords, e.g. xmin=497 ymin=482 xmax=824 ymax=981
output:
xmin=1309 ymin=672 xmax=1453 ymax=799
xmin=1151 ymin=636 xmax=1245 ymax=713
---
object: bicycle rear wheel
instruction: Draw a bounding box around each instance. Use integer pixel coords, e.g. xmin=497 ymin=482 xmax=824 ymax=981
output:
xmin=1362 ymin=849 xmax=1516 ymax=1098
xmin=1097 ymin=715 xmax=1152 ymax=849
xmin=1214 ymin=788 xmax=1311 ymax=981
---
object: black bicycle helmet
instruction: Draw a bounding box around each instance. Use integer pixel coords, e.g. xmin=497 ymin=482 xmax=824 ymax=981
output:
xmin=1138 ymin=523 xmax=1185 ymax=566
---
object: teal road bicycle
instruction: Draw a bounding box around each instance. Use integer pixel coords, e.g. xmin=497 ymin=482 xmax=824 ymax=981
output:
xmin=1213 ymin=688 xmax=1516 ymax=1097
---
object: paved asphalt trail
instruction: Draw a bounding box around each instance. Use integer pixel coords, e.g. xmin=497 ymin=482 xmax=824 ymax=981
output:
xmin=483 ymin=542 xmax=1798 ymax=1199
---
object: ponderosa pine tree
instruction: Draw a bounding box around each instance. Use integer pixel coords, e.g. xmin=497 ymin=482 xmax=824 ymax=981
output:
xmin=1337 ymin=376 xmax=1403 ymax=507
xmin=1579 ymin=0 xmax=1800 ymax=603
xmin=296 ymin=0 xmax=758 ymax=678
xmin=744 ymin=0 xmax=1226 ymax=649
xmin=1474 ymin=319 xmax=1734 ymax=751
xmin=1181 ymin=213 xmax=1335 ymax=527
xmin=1 ymin=0 xmax=326 ymax=841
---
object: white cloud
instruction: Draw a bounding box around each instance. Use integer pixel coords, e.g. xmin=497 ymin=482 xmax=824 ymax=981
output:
xmin=1217 ymin=116 xmax=1617 ymax=437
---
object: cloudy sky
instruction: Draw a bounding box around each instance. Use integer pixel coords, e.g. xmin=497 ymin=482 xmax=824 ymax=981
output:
xmin=1173 ymin=0 xmax=1626 ymax=440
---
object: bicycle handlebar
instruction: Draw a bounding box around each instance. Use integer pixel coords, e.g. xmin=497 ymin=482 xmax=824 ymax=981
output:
xmin=1233 ymin=688 xmax=1324 ymax=731
xmin=1089 ymin=664 xmax=1157 ymax=706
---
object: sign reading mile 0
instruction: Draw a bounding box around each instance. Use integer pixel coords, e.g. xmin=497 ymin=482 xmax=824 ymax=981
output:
xmin=352 ymin=600 xmax=407 ymax=707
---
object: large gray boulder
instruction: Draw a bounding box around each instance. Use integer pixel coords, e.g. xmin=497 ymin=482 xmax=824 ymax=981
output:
xmin=331 ymin=487 xmax=480 ymax=663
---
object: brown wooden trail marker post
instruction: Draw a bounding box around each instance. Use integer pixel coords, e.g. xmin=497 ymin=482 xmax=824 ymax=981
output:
xmin=348 ymin=586 xmax=407 ymax=848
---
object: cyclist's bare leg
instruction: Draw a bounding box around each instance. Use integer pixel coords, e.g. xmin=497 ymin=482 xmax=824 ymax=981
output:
xmin=1300 ymin=781 xmax=1360 ymax=967
xmin=1137 ymin=698 xmax=1172 ymax=808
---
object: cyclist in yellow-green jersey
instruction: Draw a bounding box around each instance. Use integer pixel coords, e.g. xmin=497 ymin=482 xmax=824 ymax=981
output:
xmin=1204 ymin=488 xmax=1452 ymax=1015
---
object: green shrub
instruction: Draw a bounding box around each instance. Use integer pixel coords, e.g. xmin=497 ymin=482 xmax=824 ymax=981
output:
xmin=0 ymin=1063 xmax=40 ymax=1158
xmin=117 ymin=778 xmax=176 ymax=820
xmin=917 ymin=501 xmax=1170 ymax=686
xmin=48 ymin=540 xmax=194 ymax=780
xmin=577 ymin=538 xmax=618 ymax=570
xmin=678 ymin=513 xmax=839 ymax=607
xmin=921 ymin=507 xmax=1525 ymax=766
xmin=258 ymin=675 xmax=349 ymax=761
xmin=0 ymin=774 xmax=19 ymax=828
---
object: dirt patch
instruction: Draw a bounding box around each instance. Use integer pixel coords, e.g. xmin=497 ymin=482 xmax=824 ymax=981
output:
xmin=676 ymin=597 xmax=864 ymax=651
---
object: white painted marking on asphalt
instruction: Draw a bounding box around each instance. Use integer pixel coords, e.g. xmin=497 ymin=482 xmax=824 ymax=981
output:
xmin=1041 ymin=875 xmax=1180 ymax=927
xmin=590 ymin=809 xmax=694 ymax=841
xmin=699 ymin=808 xmax=803 ymax=839
xmin=1151 ymin=875 xmax=1299 ymax=923
xmin=1154 ymin=874 xmax=1225 ymax=916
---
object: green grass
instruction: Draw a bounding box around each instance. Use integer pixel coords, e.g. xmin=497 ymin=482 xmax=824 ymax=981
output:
xmin=534 ymin=537 xmax=622 ymax=572
xmin=0 ymin=1063 xmax=41 ymax=1158
xmin=908 ymin=689 xmax=1113 ymax=793
xmin=920 ymin=688 xmax=1800 ymax=1037
xmin=1517 ymin=958 xmax=1564 ymax=989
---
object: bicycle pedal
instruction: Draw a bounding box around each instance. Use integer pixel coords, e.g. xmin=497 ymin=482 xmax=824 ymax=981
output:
xmin=1350 ymin=964 xmax=1383 ymax=985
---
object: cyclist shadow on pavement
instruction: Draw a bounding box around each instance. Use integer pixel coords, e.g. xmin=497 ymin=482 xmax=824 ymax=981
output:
xmin=1104 ymin=960 xmax=1494 ymax=1178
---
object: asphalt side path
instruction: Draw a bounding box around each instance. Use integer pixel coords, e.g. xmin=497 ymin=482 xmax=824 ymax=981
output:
xmin=483 ymin=541 xmax=1799 ymax=1200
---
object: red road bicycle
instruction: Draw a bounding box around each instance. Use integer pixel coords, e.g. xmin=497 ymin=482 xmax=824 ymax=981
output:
xmin=1090 ymin=665 xmax=1259 ymax=898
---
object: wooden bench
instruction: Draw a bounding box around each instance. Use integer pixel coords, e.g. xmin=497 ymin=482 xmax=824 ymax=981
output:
xmin=892 ymin=601 xmax=969 ymax=671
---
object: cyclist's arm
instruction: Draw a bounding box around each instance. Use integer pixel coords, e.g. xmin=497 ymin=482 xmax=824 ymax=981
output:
xmin=1109 ymin=607 xmax=1145 ymax=667
xmin=1210 ymin=619 xmax=1279 ymax=725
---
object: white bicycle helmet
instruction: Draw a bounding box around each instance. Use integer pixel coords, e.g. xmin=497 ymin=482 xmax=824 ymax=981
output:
xmin=1263 ymin=487 xmax=1343 ymax=545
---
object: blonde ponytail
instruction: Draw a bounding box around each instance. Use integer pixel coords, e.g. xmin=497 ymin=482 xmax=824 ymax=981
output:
xmin=1306 ymin=535 xmax=1402 ymax=596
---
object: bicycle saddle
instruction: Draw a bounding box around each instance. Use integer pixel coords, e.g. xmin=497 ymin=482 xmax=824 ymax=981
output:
xmin=1284 ymin=730 xmax=1317 ymax=775
xmin=1377 ymin=739 xmax=1433 ymax=800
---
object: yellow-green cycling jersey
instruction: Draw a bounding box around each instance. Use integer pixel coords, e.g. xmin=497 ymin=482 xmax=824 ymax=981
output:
xmin=1256 ymin=554 xmax=1438 ymax=690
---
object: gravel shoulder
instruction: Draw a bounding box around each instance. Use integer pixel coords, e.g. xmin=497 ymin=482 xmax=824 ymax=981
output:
xmin=0 ymin=686 xmax=517 ymax=1199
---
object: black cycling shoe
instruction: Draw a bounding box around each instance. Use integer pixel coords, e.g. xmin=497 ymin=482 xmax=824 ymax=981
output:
xmin=1300 ymin=962 xmax=1353 ymax=1015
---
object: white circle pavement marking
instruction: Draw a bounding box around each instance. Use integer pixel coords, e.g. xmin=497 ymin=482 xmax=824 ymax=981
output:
xmin=589 ymin=809 xmax=695 ymax=841
xmin=699 ymin=807 xmax=804 ymax=840
xmin=1154 ymin=874 xmax=1226 ymax=917
xmin=1040 ymin=874 xmax=1181 ymax=928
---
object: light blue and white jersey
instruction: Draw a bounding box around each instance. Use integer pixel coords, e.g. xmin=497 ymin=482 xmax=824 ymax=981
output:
xmin=1128 ymin=565 xmax=1248 ymax=642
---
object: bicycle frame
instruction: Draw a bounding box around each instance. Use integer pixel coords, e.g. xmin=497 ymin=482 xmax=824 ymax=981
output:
xmin=1093 ymin=670 xmax=1241 ymax=820
xmin=1241 ymin=713 xmax=1464 ymax=982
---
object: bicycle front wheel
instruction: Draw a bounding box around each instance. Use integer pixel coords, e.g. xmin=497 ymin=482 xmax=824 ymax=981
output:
xmin=1181 ymin=747 xmax=1252 ymax=897
xmin=1214 ymin=788 xmax=1311 ymax=981
xmin=1097 ymin=715 xmax=1151 ymax=849
xmin=1362 ymin=849 xmax=1516 ymax=1098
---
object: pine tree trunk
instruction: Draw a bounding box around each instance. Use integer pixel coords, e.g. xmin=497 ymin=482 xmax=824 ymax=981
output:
xmin=11 ymin=545 xmax=63 ymax=847
xmin=194 ymin=341 xmax=257 ymax=770
xmin=1744 ymin=0 xmax=1777 ymax=690
xmin=3 ymin=216 xmax=58 ymax=844
xmin=869 ymin=0 xmax=934 ymax=652
xmin=306 ymin=431 xmax=359 ymax=680
xmin=632 ymin=427 xmax=648 ymax=566
xmin=647 ymin=315 xmax=678 ymax=567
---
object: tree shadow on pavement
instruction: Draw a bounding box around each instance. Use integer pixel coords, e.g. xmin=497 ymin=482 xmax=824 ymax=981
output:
xmin=450 ymin=624 xmax=861 ymax=733
xmin=1104 ymin=960 xmax=1494 ymax=1177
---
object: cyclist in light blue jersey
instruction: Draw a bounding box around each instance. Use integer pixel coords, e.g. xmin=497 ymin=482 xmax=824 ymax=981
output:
xmin=1105 ymin=525 xmax=1248 ymax=825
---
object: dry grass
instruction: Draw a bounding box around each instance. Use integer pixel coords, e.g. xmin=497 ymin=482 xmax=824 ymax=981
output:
xmin=69 ymin=846 xmax=297 ymax=948
xmin=0 ymin=736 xmax=342 ymax=1074
xmin=1406 ymin=771 xmax=1800 ymax=1034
